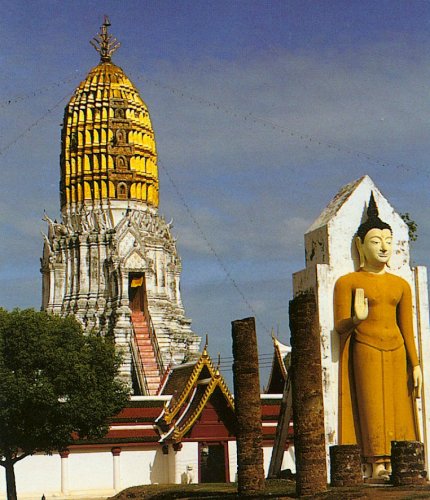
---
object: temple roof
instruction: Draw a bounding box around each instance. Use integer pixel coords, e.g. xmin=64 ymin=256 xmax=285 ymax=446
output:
xmin=156 ymin=346 xmax=235 ymax=443
xmin=70 ymin=343 xmax=292 ymax=449
xmin=60 ymin=18 xmax=159 ymax=211
xmin=159 ymin=362 xmax=197 ymax=402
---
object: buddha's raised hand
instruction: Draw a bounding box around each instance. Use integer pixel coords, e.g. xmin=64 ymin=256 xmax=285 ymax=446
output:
xmin=353 ymin=288 xmax=368 ymax=323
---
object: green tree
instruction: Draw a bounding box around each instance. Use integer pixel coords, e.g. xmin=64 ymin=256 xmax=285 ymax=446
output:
xmin=0 ymin=309 xmax=129 ymax=500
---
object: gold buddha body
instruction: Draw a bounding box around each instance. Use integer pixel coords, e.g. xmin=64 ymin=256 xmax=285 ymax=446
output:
xmin=334 ymin=195 xmax=422 ymax=479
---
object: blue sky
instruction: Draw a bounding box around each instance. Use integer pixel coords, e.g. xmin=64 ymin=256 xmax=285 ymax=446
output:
xmin=2 ymin=1 xmax=430 ymax=385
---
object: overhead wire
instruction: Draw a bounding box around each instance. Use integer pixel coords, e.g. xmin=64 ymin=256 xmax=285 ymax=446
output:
xmin=0 ymin=94 xmax=71 ymax=157
xmin=0 ymin=93 xmax=71 ymax=158
xmin=0 ymin=68 xmax=423 ymax=332
xmin=158 ymin=161 xmax=272 ymax=335
xmin=0 ymin=72 xmax=83 ymax=110
xmin=137 ymin=74 xmax=420 ymax=176
xmin=0 ymin=70 xmax=422 ymax=175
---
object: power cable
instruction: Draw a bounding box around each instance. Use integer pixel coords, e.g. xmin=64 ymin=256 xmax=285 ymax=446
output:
xmin=0 ymin=69 xmax=423 ymax=331
xmin=0 ymin=73 xmax=83 ymax=110
xmin=0 ymin=93 xmax=70 ymax=157
xmin=137 ymin=74 xmax=420 ymax=176
xmin=159 ymin=160 xmax=272 ymax=335
xmin=0 ymin=70 xmax=422 ymax=175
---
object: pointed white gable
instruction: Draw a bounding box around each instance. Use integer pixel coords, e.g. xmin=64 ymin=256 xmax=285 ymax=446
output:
xmin=303 ymin=175 xmax=410 ymax=276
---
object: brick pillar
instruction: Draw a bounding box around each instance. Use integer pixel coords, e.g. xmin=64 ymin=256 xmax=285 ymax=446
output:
xmin=290 ymin=293 xmax=327 ymax=496
xmin=391 ymin=440 xmax=426 ymax=486
xmin=232 ymin=317 xmax=265 ymax=496
xmin=330 ymin=445 xmax=362 ymax=486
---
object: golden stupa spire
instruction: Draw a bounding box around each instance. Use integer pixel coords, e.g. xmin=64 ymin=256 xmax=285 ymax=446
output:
xmin=60 ymin=18 xmax=159 ymax=211
xmin=90 ymin=16 xmax=121 ymax=62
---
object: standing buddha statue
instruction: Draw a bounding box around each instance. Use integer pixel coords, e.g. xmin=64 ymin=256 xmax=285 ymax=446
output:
xmin=334 ymin=193 xmax=422 ymax=479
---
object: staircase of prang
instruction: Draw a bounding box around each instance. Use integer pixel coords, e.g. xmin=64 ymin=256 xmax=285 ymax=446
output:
xmin=131 ymin=310 xmax=164 ymax=395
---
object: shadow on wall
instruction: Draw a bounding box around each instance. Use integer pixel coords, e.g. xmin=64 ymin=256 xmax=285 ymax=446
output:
xmin=149 ymin=448 xmax=168 ymax=484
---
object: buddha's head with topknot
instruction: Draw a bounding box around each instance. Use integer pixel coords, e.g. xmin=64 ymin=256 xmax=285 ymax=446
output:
xmin=355 ymin=193 xmax=393 ymax=271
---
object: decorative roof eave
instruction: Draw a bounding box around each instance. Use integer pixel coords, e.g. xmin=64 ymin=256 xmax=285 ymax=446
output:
xmin=214 ymin=369 xmax=235 ymax=410
xmin=162 ymin=344 xmax=220 ymax=424
xmin=274 ymin=337 xmax=290 ymax=381
xmin=169 ymin=375 xmax=235 ymax=443
xmin=266 ymin=334 xmax=291 ymax=392
xmin=159 ymin=385 xmax=199 ymax=442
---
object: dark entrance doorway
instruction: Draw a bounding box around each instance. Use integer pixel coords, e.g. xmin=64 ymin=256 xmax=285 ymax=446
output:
xmin=128 ymin=273 xmax=146 ymax=313
xmin=199 ymin=442 xmax=228 ymax=483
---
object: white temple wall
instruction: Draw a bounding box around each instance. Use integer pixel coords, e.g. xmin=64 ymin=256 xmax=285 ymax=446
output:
xmin=173 ymin=443 xmax=199 ymax=484
xmin=228 ymin=440 xmax=238 ymax=482
xmin=262 ymin=446 xmax=273 ymax=477
xmin=281 ymin=445 xmax=296 ymax=473
xmin=68 ymin=451 xmax=112 ymax=491
xmin=13 ymin=454 xmax=60 ymax=497
xmin=121 ymin=448 xmax=167 ymax=486
xmin=0 ymin=439 xmax=295 ymax=498
xmin=262 ymin=445 xmax=296 ymax=476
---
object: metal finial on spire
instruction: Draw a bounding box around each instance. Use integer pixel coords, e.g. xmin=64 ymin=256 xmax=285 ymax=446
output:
xmin=90 ymin=16 xmax=120 ymax=62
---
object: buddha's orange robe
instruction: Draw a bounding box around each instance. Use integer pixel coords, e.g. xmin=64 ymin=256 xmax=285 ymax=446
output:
xmin=334 ymin=271 xmax=419 ymax=463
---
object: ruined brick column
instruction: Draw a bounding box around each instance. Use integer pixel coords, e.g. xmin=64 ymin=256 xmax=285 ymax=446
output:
xmin=391 ymin=440 xmax=427 ymax=486
xmin=232 ymin=317 xmax=265 ymax=496
xmin=330 ymin=445 xmax=362 ymax=486
xmin=290 ymin=292 xmax=327 ymax=496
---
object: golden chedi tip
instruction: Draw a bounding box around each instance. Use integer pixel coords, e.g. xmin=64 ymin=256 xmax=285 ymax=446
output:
xmin=60 ymin=17 xmax=159 ymax=211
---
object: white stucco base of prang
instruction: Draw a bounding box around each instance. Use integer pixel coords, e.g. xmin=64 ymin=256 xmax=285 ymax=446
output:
xmin=292 ymin=175 xmax=430 ymax=481
xmin=41 ymin=202 xmax=200 ymax=389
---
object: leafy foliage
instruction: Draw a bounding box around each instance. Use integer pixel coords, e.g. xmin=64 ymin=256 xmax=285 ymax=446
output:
xmin=400 ymin=212 xmax=418 ymax=242
xmin=0 ymin=308 xmax=129 ymax=461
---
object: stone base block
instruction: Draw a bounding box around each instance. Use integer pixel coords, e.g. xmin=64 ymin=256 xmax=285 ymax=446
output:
xmin=330 ymin=444 xmax=363 ymax=487
xmin=391 ymin=440 xmax=427 ymax=486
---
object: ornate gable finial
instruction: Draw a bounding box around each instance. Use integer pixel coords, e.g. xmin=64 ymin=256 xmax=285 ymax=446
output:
xmin=215 ymin=352 xmax=221 ymax=368
xmin=202 ymin=333 xmax=209 ymax=355
xmin=90 ymin=16 xmax=120 ymax=62
xmin=215 ymin=353 xmax=221 ymax=377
